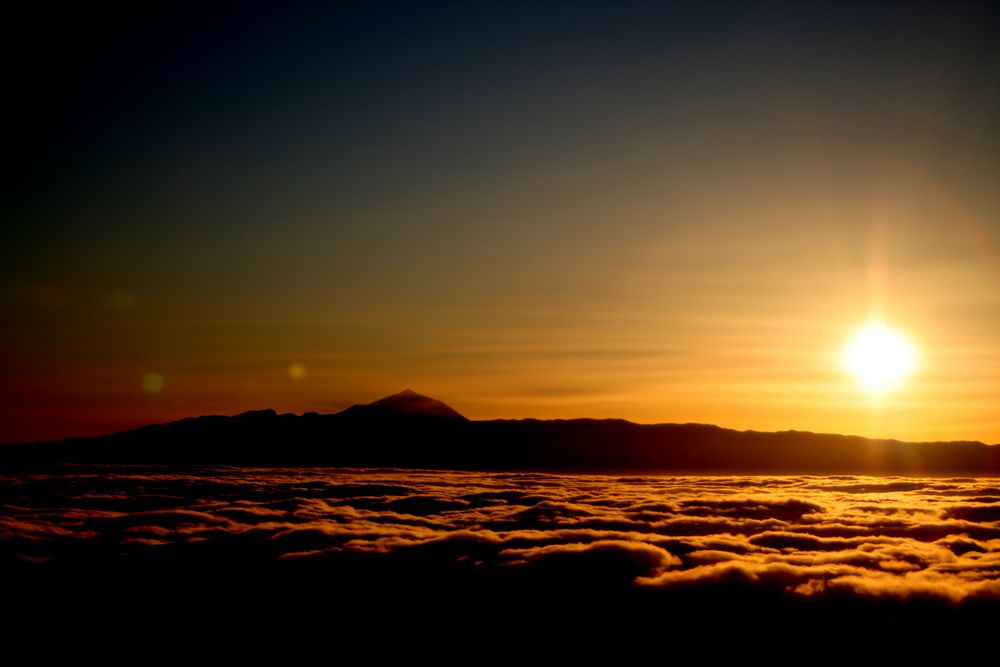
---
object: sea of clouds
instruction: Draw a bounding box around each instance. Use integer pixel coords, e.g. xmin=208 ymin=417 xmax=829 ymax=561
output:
xmin=3 ymin=465 xmax=1000 ymax=635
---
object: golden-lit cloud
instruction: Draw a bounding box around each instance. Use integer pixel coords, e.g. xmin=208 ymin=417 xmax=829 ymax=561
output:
xmin=6 ymin=466 xmax=1000 ymax=611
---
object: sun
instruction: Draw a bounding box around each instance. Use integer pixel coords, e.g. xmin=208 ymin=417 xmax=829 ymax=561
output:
xmin=840 ymin=322 xmax=918 ymax=395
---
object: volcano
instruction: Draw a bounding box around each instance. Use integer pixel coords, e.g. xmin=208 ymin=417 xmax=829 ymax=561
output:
xmin=338 ymin=389 xmax=467 ymax=420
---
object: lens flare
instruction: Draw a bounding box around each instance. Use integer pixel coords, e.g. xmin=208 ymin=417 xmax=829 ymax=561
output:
xmin=141 ymin=372 xmax=165 ymax=394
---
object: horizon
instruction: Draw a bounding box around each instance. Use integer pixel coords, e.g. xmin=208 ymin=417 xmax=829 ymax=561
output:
xmin=5 ymin=2 xmax=1000 ymax=446
xmin=8 ymin=387 xmax=996 ymax=448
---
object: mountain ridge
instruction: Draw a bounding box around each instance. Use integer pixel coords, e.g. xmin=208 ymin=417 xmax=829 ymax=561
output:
xmin=2 ymin=390 xmax=997 ymax=474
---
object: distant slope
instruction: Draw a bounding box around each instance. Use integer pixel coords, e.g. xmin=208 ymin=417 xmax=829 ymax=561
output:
xmin=1 ymin=390 xmax=998 ymax=474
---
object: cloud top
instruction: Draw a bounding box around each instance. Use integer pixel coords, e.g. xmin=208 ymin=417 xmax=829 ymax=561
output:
xmin=3 ymin=466 xmax=999 ymax=631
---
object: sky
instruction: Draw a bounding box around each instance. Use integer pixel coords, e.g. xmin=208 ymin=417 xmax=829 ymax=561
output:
xmin=3 ymin=1 xmax=999 ymax=444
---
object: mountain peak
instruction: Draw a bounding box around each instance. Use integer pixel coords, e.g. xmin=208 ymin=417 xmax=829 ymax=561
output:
xmin=345 ymin=389 xmax=467 ymax=420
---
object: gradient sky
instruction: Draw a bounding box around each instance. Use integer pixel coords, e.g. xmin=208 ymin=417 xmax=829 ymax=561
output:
xmin=4 ymin=1 xmax=999 ymax=444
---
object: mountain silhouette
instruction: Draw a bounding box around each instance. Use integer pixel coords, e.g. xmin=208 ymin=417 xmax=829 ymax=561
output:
xmin=339 ymin=388 xmax=468 ymax=420
xmin=2 ymin=390 xmax=998 ymax=474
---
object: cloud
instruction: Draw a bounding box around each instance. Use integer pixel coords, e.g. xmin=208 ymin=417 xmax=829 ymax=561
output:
xmin=501 ymin=539 xmax=681 ymax=577
xmin=3 ymin=465 xmax=1000 ymax=627
xmin=677 ymin=497 xmax=824 ymax=520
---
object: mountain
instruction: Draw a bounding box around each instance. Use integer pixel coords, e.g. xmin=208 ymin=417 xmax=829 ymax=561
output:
xmin=1 ymin=390 xmax=998 ymax=474
xmin=338 ymin=388 xmax=468 ymax=420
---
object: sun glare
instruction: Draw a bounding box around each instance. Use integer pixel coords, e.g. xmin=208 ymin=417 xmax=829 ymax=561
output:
xmin=841 ymin=322 xmax=917 ymax=395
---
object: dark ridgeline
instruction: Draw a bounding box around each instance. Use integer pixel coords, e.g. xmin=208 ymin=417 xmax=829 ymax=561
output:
xmin=2 ymin=389 xmax=998 ymax=474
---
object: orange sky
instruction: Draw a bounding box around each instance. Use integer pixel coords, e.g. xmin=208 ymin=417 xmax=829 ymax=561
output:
xmin=5 ymin=153 xmax=998 ymax=444
xmin=4 ymin=3 xmax=999 ymax=444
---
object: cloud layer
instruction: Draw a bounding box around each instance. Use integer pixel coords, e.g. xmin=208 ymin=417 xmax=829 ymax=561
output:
xmin=3 ymin=465 xmax=1000 ymax=631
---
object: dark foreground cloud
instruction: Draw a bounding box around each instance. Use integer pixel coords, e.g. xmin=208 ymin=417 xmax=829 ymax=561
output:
xmin=2 ymin=466 xmax=1000 ymax=636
